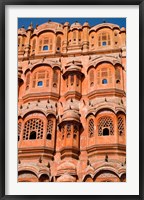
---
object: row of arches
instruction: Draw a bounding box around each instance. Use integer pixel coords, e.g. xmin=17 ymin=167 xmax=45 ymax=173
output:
xmin=18 ymin=169 xmax=126 ymax=182
xmin=18 ymin=26 xmax=125 ymax=54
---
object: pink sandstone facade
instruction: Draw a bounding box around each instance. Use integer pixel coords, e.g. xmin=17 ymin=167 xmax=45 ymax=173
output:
xmin=18 ymin=20 xmax=126 ymax=182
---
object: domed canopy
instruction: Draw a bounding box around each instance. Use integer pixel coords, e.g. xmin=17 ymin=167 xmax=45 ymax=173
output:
xmin=70 ymin=22 xmax=82 ymax=30
xmin=61 ymin=109 xmax=80 ymax=123
xmin=89 ymin=23 xmax=120 ymax=33
xmin=120 ymin=27 xmax=126 ymax=32
xmin=57 ymin=161 xmax=76 ymax=176
xmin=57 ymin=174 xmax=76 ymax=182
xmin=83 ymin=22 xmax=90 ymax=28
xmin=18 ymin=27 xmax=27 ymax=36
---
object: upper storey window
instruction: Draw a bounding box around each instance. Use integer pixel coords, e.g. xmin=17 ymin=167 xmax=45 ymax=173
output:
xmin=43 ymin=45 xmax=48 ymax=51
xmin=56 ymin=36 xmax=61 ymax=51
xmin=98 ymin=33 xmax=111 ymax=47
xmin=39 ymin=37 xmax=53 ymax=52
xmin=32 ymin=71 xmax=49 ymax=88
xmin=97 ymin=67 xmax=112 ymax=85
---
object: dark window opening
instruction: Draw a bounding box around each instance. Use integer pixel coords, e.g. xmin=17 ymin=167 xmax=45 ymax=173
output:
xmin=103 ymin=128 xmax=109 ymax=136
xmin=29 ymin=131 xmax=36 ymax=140
xmin=67 ymin=133 xmax=71 ymax=138
xmin=53 ymin=83 xmax=57 ymax=88
xmin=102 ymin=79 xmax=108 ymax=84
xmin=102 ymin=41 xmax=107 ymax=46
xmin=73 ymin=134 xmax=77 ymax=139
xmin=57 ymin=47 xmax=60 ymax=51
xmin=18 ymin=135 xmax=20 ymax=141
xmin=116 ymin=80 xmax=120 ymax=84
xmin=47 ymin=133 xmax=52 ymax=140
xmin=37 ymin=81 xmax=43 ymax=86
xmin=43 ymin=45 xmax=48 ymax=51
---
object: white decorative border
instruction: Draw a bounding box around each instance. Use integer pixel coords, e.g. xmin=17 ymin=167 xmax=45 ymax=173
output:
xmin=5 ymin=5 xmax=139 ymax=195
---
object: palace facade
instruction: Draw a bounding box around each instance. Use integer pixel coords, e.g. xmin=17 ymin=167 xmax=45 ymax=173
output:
xmin=18 ymin=20 xmax=126 ymax=182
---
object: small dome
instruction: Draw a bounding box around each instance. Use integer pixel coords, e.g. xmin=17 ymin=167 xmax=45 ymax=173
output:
xmin=83 ymin=22 xmax=90 ymax=28
xmin=57 ymin=161 xmax=76 ymax=171
xmin=18 ymin=27 xmax=26 ymax=36
xmin=64 ymin=22 xmax=70 ymax=27
xmin=61 ymin=109 xmax=80 ymax=122
xmin=57 ymin=161 xmax=76 ymax=176
xmin=57 ymin=174 xmax=76 ymax=182
xmin=120 ymin=27 xmax=126 ymax=32
xmin=70 ymin=22 xmax=82 ymax=30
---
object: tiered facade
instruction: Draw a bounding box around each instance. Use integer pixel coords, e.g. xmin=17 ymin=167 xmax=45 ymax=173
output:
xmin=18 ymin=20 xmax=126 ymax=182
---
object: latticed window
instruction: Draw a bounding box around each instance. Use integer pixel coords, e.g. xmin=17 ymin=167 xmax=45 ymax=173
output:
xmin=67 ymin=124 xmax=71 ymax=138
xmin=53 ymin=70 xmax=58 ymax=88
xmin=98 ymin=116 xmax=114 ymax=136
xmin=39 ymin=40 xmax=42 ymax=51
xmin=89 ymin=70 xmax=94 ymax=87
xmin=88 ymin=119 xmax=94 ymax=137
xmin=23 ymin=118 xmax=44 ymax=140
xmin=32 ymin=71 xmax=49 ymax=88
xmin=18 ymin=122 xmax=22 ymax=141
xmin=97 ymin=68 xmax=112 ymax=85
xmin=32 ymin=39 xmax=36 ymax=51
xmin=46 ymin=120 xmax=53 ymax=140
xmin=115 ymin=68 xmax=121 ymax=82
xmin=98 ymin=32 xmax=111 ymax=47
xmin=56 ymin=36 xmax=61 ymax=51
xmin=26 ymin=73 xmax=30 ymax=90
xmin=73 ymin=125 xmax=78 ymax=139
xmin=39 ymin=37 xmax=53 ymax=51
xmin=118 ymin=116 xmax=124 ymax=135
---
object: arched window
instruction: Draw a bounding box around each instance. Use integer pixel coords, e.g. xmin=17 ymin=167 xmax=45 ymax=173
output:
xmin=37 ymin=81 xmax=43 ymax=86
xmin=89 ymin=70 xmax=94 ymax=87
xmin=18 ymin=122 xmax=22 ymax=141
xmin=88 ymin=119 xmax=94 ymax=137
xmin=26 ymin=73 xmax=30 ymax=90
xmin=32 ymin=39 xmax=36 ymax=51
xmin=70 ymin=75 xmax=74 ymax=85
xmin=23 ymin=118 xmax=44 ymax=140
xmin=46 ymin=120 xmax=53 ymax=140
xmin=73 ymin=31 xmax=76 ymax=41
xmin=39 ymin=40 xmax=42 ymax=51
xmin=102 ymin=79 xmax=108 ymax=84
xmin=98 ymin=32 xmax=111 ymax=47
xmin=73 ymin=125 xmax=78 ymax=139
xmin=29 ymin=131 xmax=36 ymax=140
xmin=43 ymin=45 xmax=48 ymax=51
xmin=56 ymin=36 xmax=61 ymax=51
xmin=67 ymin=124 xmax=71 ymax=138
xmin=103 ymin=128 xmax=109 ymax=136
xmin=53 ymin=70 xmax=58 ymax=88
xmin=118 ymin=116 xmax=124 ymax=135
xmin=115 ymin=68 xmax=121 ymax=83
xmin=98 ymin=116 xmax=114 ymax=136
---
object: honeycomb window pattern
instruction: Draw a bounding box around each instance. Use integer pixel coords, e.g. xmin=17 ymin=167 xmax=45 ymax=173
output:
xmin=118 ymin=116 xmax=124 ymax=135
xmin=47 ymin=120 xmax=53 ymax=140
xmin=23 ymin=118 xmax=44 ymax=140
xmin=98 ymin=116 xmax=114 ymax=136
xmin=89 ymin=119 xmax=94 ymax=137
